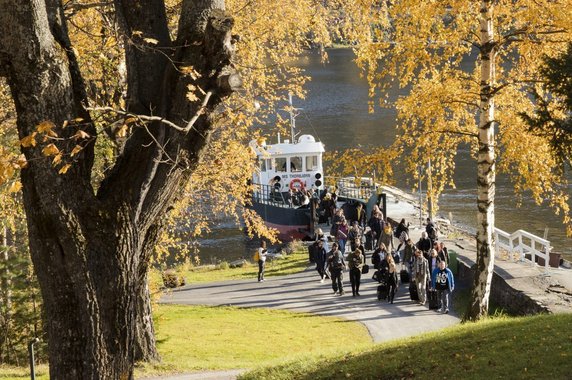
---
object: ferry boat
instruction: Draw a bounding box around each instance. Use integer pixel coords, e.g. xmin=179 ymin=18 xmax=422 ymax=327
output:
xmin=248 ymin=97 xmax=383 ymax=241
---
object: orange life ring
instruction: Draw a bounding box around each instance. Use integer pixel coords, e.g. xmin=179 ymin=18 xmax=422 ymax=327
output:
xmin=289 ymin=178 xmax=305 ymax=191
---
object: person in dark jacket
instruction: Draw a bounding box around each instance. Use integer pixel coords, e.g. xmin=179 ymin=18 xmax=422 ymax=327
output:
xmin=327 ymin=242 xmax=346 ymax=295
xmin=416 ymin=231 xmax=432 ymax=257
xmin=435 ymin=241 xmax=449 ymax=265
xmin=368 ymin=211 xmax=385 ymax=248
xmin=314 ymin=240 xmax=329 ymax=283
xmin=385 ymin=254 xmax=399 ymax=303
xmin=347 ymin=249 xmax=365 ymax=296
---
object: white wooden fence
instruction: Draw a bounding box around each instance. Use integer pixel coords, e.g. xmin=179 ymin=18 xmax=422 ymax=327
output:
xmin=493 ymin=227 xmax=551 ymax=269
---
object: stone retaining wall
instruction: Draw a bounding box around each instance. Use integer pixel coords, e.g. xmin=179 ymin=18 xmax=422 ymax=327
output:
xmin=456 ymin=257 xmax=549 ymax=316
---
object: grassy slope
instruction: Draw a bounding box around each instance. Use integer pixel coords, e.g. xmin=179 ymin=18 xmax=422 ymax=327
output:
xmin=135 ymin=305 xmax=371 ymax=376
xmin=239 ymin=313 xmax=572 ymax=380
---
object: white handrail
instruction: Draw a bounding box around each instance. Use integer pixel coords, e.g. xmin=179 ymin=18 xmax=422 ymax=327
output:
xmin=494 ymin=227 xmax=551 ymax=269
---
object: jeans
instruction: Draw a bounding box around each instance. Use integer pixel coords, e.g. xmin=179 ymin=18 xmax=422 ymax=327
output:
xmin=349 ymin=268 xmax=361 ymax=295
xmin=438 ymin=289 xmax=451 ymax=310
xmin=338 ymin=239 xmax=347 ymax=254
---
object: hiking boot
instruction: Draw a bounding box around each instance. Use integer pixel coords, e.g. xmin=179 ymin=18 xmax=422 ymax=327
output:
xmin=356 ymin=292 xmax=361 ymax=296
xmin=437 ymin=308 xmax=443 ymax=313
xmin=333 ymin=290 xmax=338 ymax=295
xmin=444 ymin=309 xmax=449 ymax=314
xmin=339 ymin=291 xmax=345 ymax=296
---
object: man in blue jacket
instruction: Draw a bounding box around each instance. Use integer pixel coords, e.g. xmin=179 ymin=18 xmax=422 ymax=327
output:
xmin=431 ymin=260 xmax=455 ymax=314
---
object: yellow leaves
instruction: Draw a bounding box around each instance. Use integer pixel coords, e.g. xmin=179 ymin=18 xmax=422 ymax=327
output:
xmin=180 ymin=66 xmax=201 ymax=80
xmin=143 ymin=37 xmax=159 ymax=45
xmin=115 ymin=124 xmax=128 ymax=138
xmin=42 ymin=143 xmax=60 ymax=157
xmin=37 ymin=120 xmax=55 ymax=134
xmin=70 ymin=145 xmax=83 ymax=157
xmin=73 ymin=130 xmax=90 ymax=140
xmin=8 ymin=181 xmax=21 ymax=193
xmin=58 ymin=164 xmax=71 ymax=174
xmin=20 ymin=133 xmax=37 ymax=148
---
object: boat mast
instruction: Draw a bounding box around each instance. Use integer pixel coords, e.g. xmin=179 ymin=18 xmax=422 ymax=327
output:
xmin=288 ymin=93 xmax=301 ymax=143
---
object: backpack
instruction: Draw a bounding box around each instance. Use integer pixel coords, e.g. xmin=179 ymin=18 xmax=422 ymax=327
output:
xmin=253 ymin=250 xmax=260 ymax=261
xmin=428 ymin=225 xmax=438 ymax=240
xmin=371 ymin=249 xmax=381 ymax=268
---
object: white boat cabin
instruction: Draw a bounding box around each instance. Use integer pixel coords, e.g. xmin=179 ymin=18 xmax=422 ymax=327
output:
xmin=250 ymin=134 xmax=325 ymax=195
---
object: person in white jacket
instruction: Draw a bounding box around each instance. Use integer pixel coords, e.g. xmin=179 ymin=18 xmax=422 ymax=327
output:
xmin=258 ymin=241 xmax=268 ymax=282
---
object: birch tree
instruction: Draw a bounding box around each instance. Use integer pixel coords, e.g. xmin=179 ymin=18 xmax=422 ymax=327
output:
xmin=348 ymin=0 xmax=571 ymax=320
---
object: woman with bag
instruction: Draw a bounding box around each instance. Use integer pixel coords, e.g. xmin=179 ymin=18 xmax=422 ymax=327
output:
xmin=385 ymin=254 xmax=399 ymax=304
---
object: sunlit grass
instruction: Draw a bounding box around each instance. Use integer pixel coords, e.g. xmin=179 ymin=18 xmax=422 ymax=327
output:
xmin=135 ymin=304 xmax=372 ymax=377
xmin=0 ymin=364 xmax=48 ymax=380
xmin=239 ymin=313 xmax=572 ymax=380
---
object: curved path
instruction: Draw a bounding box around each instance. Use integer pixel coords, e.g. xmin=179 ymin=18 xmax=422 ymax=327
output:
xmin=161 ymin=265 xmax=460 ymax=343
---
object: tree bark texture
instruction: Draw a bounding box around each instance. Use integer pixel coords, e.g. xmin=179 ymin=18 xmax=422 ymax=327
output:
xmin=466 ymin=0 xmax=497 ymax=321
xmin=0 ymin=0 xmax=237 ymax=378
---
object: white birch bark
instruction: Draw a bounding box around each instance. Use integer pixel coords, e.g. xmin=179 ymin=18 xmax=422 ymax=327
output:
xmin=467 ymin=0 xmax=497 ymax=320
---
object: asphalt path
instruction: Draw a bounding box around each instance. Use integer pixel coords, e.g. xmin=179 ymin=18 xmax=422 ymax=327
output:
xmin=161 ymin=264 xmax=460 ymax=343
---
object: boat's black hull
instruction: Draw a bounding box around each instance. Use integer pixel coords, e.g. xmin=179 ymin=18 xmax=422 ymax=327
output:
xmin=251 ymin=201 xmax=312 ymax=241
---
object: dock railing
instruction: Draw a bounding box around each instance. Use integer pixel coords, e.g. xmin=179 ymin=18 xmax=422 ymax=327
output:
xmin=494 ymin=227 xmax=551 ymax=269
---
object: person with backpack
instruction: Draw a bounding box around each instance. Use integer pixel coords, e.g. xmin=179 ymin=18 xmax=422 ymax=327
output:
xmin=327 ymin=242 xmax=346 ymax=295
xmin=371 ymin=247 xmax=382 ymax=270
xmin=347 ymin=248 xmax=365 ymax=296
xmin=257 ymin=241 xmax=268 ymax=282
xmin=394 ymin=218 xmax=409 ymax=252
xmin=426 ymin=218 xmax=438 ymax=246
xmin=431 ymin=260 xmax=455 ymax=313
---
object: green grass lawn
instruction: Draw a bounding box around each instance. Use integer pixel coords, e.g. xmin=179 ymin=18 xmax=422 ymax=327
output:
xmin=239 ymin=313 xmax=572 ymax=380
xmin=177 ymin=248 xmax=311 ymax=284
xmin=0 ymin=365 xmax=48 ymax=380
xmin=135 ymin=304 xmax=371 ymax=377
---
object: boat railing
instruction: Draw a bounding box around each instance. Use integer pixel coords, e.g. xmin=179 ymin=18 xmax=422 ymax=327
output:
xmin=252 ymin=183 xmax=292 ymax=207
xmin=324 ymin=176 xmax=377 ymax=201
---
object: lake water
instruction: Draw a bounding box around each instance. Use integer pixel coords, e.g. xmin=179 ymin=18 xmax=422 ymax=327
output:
xmin=196 ymin=48 xmax=571 ymax=262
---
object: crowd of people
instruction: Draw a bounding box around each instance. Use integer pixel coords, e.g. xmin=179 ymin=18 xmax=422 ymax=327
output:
xmin=304 ymin=196 xmax=455 ymax=313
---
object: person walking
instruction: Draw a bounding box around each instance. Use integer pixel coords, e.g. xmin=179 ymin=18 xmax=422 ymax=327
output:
xmin=328 ymin=242 xmax=346 ymax=295
xmin=257 ymin=241 xmax=268 ymax=282
xmin=402 ymin=238 xmax=415 ymax=274
xmin=348 ymin=220 xmax=364 ymax=252
xmin=428 ymin=248 xmax=442 ymax=275
xmin=394 ymin=218 xmax=409 ymax=252
xmin=412 ymin=249 xmax=430 ymax=305
xmin=431 ymin=260 xmax=455 ymax=313
xmin=336 ymin=218 xmax=349 ymax=254
xmin=314 ymin=240 xmax=329 ymax=283
xmin=347 ymin=248 xmax=365 ymax=296
xmin=368 ymin=211 xmax=384 ymax=248
xmin=380 ymin=221 xmax=394 ymax=251
xmin=384 ymin=254 xmax=399 ymax=303
xmin=416 ymin=231 xmax=432 ymax=258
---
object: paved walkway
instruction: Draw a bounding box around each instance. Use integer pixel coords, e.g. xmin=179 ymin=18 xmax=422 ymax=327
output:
xmin=162 ymin=265 xmax=460 ymax=343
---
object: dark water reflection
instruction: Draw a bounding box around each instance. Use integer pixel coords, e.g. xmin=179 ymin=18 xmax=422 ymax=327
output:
xmin=196 ymin=48 xmax=571 ymax=262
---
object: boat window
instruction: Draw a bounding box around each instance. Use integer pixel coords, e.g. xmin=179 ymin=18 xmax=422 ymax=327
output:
xmin=275 ymin=157 xmax=287 ymax=172
xmin=259 ymin=159 xmax=266 ymax=172
xmin=266 ymin=159 xmax=273 ymax=171
xmin=290 ymin=156 xmax=302 ymax=172
xmin=306 ymin=155 xmax=319 ymax=171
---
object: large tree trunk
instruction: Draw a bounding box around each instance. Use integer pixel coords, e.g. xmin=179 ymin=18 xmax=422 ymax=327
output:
xmin=466 ymin=0 xmax=497 ymax=321
xmin=0 ymin=0 xmax=237 ymax=377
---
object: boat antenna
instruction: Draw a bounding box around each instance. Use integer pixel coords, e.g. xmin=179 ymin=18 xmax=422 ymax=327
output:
xmin=288 ymin=93 xmax=302 ymax=143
